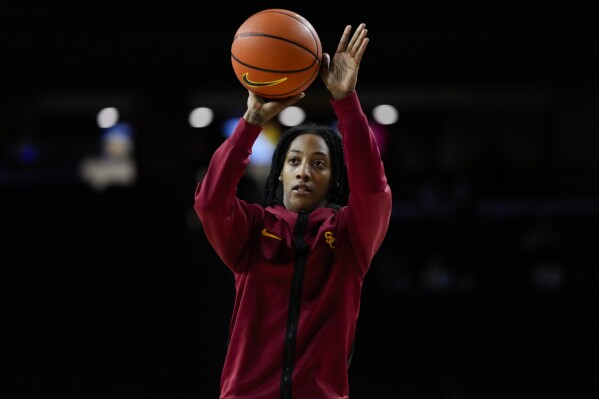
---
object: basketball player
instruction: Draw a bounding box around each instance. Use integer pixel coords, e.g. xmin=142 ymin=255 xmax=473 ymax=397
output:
xmin=194 ymin=23 xmax=392 ymax=399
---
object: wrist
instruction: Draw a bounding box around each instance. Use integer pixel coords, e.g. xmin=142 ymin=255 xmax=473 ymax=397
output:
xmin=331 ymin=90 xmax=354 ymax=101
xmin=243 ymin=110 xmax=266 ymax=126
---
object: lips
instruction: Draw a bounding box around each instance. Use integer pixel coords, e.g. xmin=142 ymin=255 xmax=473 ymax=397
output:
xmin=292 ymin=183 xmax=311 ymax=193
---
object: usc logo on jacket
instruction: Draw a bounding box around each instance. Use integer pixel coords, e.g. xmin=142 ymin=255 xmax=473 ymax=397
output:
xmin=324 ymin=231 xmax=336 ymax=249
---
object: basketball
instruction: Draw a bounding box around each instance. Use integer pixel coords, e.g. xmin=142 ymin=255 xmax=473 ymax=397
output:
xmin=231 ymin=9 xmax=322 ymax=99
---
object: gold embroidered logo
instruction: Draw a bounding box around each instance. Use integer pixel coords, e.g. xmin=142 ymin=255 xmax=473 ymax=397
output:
xmin=324 ymin=231 xmax=336 ymax=249
xmin=261 ymin=228 xmax=282 ymax=241
xmin=242 ymin=72 xmax=287 ymax=87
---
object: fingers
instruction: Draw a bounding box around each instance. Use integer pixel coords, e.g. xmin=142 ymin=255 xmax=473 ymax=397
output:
xmin=283 ymin=92 xmax=306 ymax=106
xmin=346 ymin=23 xmax=365 ymax=53
xmin=248 ymin=90 xmax=263 ymax=102
xmin=337 ymin=23 xmax=368 ymax=56
xmin=353 ymin=35 xmax=369 ymax=63
xmin=336 ymin=25 xmax=352 ymax=53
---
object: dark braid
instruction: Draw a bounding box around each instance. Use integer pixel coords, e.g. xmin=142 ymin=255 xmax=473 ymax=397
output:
xmin=262 ymin=122 xmax=349 ymax=208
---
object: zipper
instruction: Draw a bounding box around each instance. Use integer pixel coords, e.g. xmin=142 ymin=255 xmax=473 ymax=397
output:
xmin=280 ymin=211 xmax=309 ymax=399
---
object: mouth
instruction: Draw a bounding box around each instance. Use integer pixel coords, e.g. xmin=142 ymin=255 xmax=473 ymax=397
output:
xmin=292 ymin=184 xmax=311 ymax=193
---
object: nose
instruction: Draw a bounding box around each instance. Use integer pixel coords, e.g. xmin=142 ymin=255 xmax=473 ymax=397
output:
xmin=296 ymin=161 xmax=311 ymax=180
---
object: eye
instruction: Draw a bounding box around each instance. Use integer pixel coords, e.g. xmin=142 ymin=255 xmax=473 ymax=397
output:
xmin=288 ymin=157 xmax=299 ymax=165
xmin=313 ymin=160 xmax=326 ymax=168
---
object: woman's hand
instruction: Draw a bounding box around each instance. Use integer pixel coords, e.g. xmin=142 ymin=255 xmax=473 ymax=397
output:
xmin=243 ymin=91 xmax=305 ymax=126
xmin=320 ymin=23 xmax=369 ymax=100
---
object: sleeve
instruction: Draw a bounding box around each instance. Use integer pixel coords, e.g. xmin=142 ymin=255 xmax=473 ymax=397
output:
xmin=332 ymin=91 xmax=393 ymax=275
xmin=193 ymin=118 xmax=264 ymax=270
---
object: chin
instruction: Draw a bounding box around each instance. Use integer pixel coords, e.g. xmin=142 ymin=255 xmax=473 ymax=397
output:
xmin=286 ymin=202 xmax=311 ymax=213
xmin=297 ymin=204 xmax=319 ymax=213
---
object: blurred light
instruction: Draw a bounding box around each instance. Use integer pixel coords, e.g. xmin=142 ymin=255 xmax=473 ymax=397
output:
xmin=249 ymin=123 xmax=281 ymax=166
xmin=261 ymin=122 xmax=281 ymax=145
xmin=189 ymin=107 xmax=214 ymax=128
xmin=102 ymin=123 xmax=134 ymax=159
xmin=220 ymin=117 xmax=278 ymax=166
xmin=97 ymin=107 xmax=119 ymax=129
xmin=222 ymin=117 xmax=239 ymax=138
xmin=80 ymin=122 xmax=136 ymax=191
xmin=278 ymin=106 xmax=305 ymax=126
xmin=531 ymin=262 xmax=563 ymax=291
xmin=102 ymin=123 xmax=133 ymax=141
xmin=19 ymin=143 xmax=39 ymax=165
xmin=420 ymin=257 xmax=453 ymax=292
xmin=372 ymin=104 xmax=398 ymax=125
xmin=249 ymin=133 xmax=276 ymax=165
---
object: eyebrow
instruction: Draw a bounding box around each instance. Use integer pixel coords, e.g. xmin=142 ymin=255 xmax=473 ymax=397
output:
xmin=288 ymin=149 xmax=330 ymax=157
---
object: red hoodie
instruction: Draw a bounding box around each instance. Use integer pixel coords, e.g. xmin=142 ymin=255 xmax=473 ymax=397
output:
xmin=194 ymin=91 xmax=392 ymax=399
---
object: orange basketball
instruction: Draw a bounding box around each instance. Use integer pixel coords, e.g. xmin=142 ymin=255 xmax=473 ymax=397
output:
xmin=231 ymin=9 xmax=322 ymax=99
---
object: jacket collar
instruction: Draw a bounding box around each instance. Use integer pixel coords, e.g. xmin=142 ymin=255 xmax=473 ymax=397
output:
xmin=267 ymin=204 xmax=339 ymax=228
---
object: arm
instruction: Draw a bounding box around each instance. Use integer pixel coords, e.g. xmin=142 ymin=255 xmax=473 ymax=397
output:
xmin=194 ymin=91 xmax=305 ymax=269
xmin=321 ymin=23 xmax=392 ymax=272
xmin=335 ymin=92 xmax=392 ymax=273
xmin=193 ymin=118 xmax=262 ymax=269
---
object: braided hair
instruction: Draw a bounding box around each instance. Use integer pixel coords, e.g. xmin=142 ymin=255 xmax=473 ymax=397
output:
xmin=262 ymin=122 xmax=349 ymax=208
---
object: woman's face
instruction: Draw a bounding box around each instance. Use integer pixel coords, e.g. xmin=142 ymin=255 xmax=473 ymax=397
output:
xmin=280 ymin=133 xmax=332 ymax=213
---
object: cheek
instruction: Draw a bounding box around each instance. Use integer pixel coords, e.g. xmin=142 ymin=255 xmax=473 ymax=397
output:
xmin=281 ymin=169 xmax=292 ymax=183
xmin=319 ymin=175 xmax=333 ymax=191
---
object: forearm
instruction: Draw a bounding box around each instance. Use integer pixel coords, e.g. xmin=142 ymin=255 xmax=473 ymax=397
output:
xmin=333 ymin=91 xmax=392 ymax=266
xmin=195 ymin=119 xmax=261 ymax=214
xmin=333 ymin=91 xmax=389 ymax=194
xmin=194 ymin=119 xmax=262 ymax=263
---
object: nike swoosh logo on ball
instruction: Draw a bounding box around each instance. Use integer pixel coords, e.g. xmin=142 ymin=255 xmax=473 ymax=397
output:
xmin=242 ymin=73 xmax=287 ymax=87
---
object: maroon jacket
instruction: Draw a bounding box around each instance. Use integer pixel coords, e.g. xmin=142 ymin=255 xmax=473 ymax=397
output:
xmin=194 ymin=91 xmax=392 ymax=399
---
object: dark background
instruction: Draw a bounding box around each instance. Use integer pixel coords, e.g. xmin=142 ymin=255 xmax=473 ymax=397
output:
xmin=3 ymin=3 xmax=599 ymax=398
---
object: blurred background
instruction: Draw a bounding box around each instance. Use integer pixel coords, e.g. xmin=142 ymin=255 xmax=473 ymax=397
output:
xmin=3 ymin=3 xmax=599 ymax=399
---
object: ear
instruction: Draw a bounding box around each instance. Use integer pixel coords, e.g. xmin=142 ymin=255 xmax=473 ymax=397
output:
xmin=278 ymin=176 xmax=283 ymax=181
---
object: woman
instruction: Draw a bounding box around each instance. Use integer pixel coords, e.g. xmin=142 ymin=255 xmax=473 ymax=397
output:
xmin=194 ymin=22 xmax=392 ymax=399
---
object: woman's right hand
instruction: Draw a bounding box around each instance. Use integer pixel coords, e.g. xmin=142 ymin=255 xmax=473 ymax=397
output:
xmin=243 ymin=90 xmax=305 ymax=127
